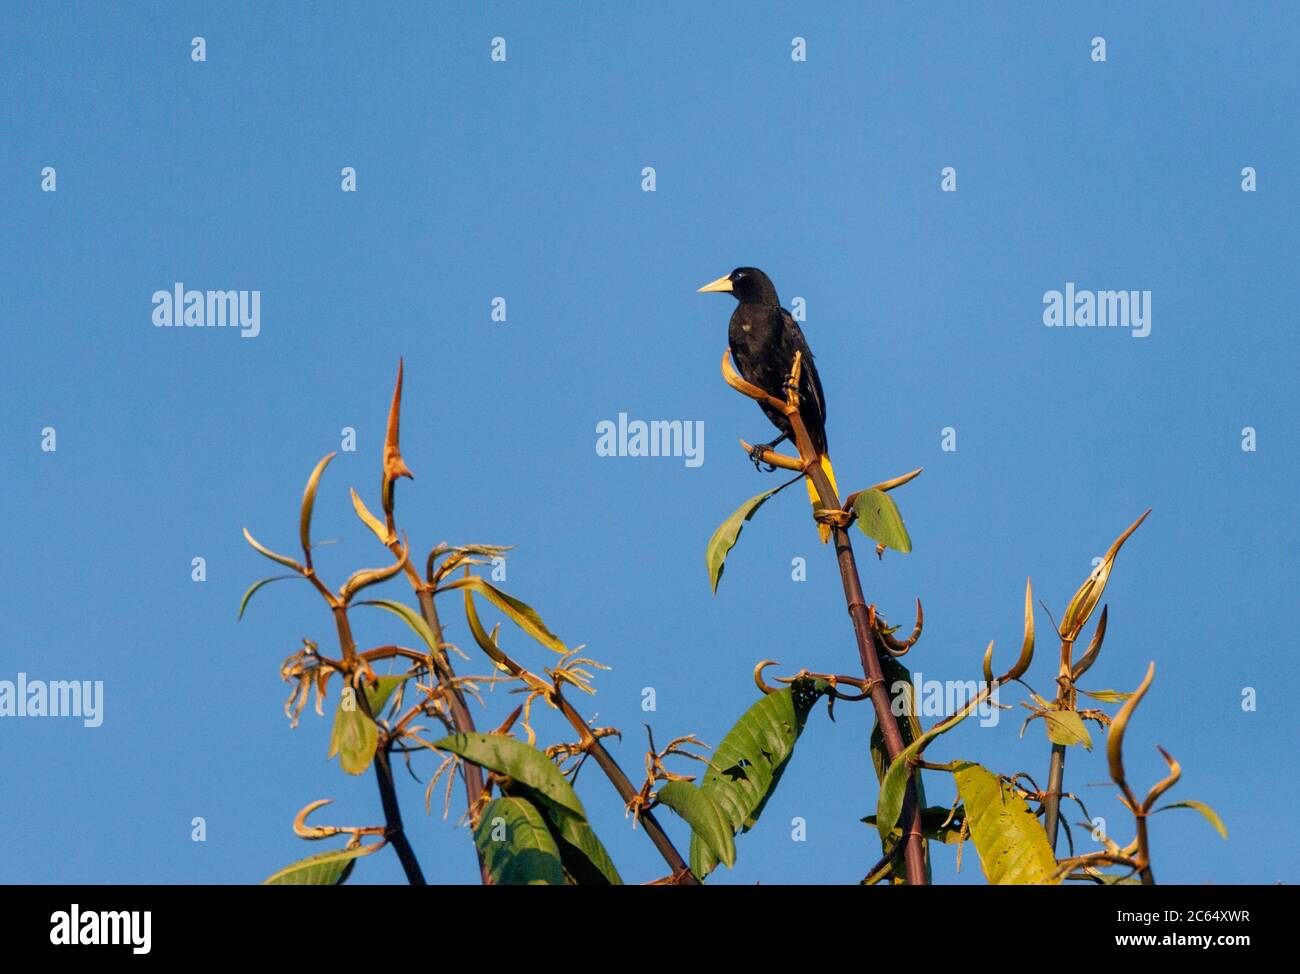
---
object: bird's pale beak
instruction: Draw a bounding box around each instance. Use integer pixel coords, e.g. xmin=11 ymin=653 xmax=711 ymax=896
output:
xmin=697 ymin=275 xmax=734 ymax=294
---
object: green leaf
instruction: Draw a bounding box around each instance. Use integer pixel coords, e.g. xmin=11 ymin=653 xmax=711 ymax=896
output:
xmin=869 ymin=657 xmax=931 ymax=883
xmin=656 ymin=781 xmax=736 ymax=870
xmin=361 ymin=598 xmax=440 ymax=654
xmin=870 ymin=657 xmax=925 ymax=784
xmin=924 ymin=813 xmax=966 ymax=845
xmin=363 ymin=674 xmax=409 ymax=717
xmin=705 ymin=486 xmax=783 ymax=593
xmin=1154 ymin=800 xmax=1228 ymax=839
xmin=852 ymin=488 xmax=912 ymax=554
xmin=434 ymin=732 xmax=585 ymax=818
xmin=262 ymin=843 xmax=378 ymax=885
xmin=1091 ymin=871 xmax=1143 ymax=885
xmin=451 ymin=727 xmax=619 ymax=883
xmin=523 ymin=796 xmax=622 ymax=885
xmin=876 ymin=691 xmax=982 ymax=836
xmin=439 ymin=576 xmax=567 ymax=653
xmin=875 ymin=738 xmax=924 ymax=842
xmin=689 ymin=678 xmax=827 ymax=878
xmin=463 ymin=589 xmax=510 ymax=667
xmin=862 ymin=857 xmax=895 ymax=886
xmin=300 ymin=452 xmax=336 ymax=559
xmin=474 ymin=797 xmax=565 ymax=885
xmin=324 ymin=674 xmax=409 ymax=775
xmin=242 ymin=527 xmax=302 ymax=571
xmin=328 ymin=689 xmax=378 ymax=775
xmin=237 ymin=574 xmax=299 ymax=619
xmin=953 ymin=761 xmax=1060 ymax=885
xmin=1078 ymin=688 xmax=1131 ymax=703
xmin=864 ymin=805 xmax=965 ymax=845
xmin=1043 ymin=708 xmax=1093 ymax=750
xmin=496 ymin=772 xmax=622 ymax=885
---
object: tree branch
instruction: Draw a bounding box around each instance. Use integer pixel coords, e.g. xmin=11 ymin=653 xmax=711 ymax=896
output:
xmin=722 ymin=349 xmax=927 ymax=885
xmin=552 ymin=692 xmax=700 ymax=885
xmin=333 ymin=605 xmax=426 ymax=884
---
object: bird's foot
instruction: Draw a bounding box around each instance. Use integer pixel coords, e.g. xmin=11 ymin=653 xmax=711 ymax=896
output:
xmin=749 ymin=441 xmax=779 ymax=473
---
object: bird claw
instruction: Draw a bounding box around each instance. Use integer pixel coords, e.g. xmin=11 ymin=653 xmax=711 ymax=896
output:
xmin=748 ymin=441 xmax=778 ymax=472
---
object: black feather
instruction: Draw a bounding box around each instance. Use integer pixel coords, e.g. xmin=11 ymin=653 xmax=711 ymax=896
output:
xmin=723 ymin=268 xmax=828 ymax=456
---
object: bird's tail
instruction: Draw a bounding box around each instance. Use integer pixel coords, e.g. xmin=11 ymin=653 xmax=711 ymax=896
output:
xmin=806 ymin=454 xmax=840 ymax=543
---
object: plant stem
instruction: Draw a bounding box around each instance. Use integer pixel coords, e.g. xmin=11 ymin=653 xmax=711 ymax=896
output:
xmin=831 ymin=520 xmax=928 ymax=885
xmin=1043 ymin=635 xmax=1076 ymax=853
xmin=415 ymin=590 xmax=486 ymax=806
xmin=722 ymin=352 xmax=926 ymax=883
xmin=333 ymin=606 xmax=426 ymax=884
xmin=370 ymin=739 xmax=427 ymax=885
xmin=442 ymin=581 xmax=697 ymax=882
xmin=1043 ymin=743 xmax=1066 ymax=851
xmin=781 ymin=407 xmax=928 ymax=884
xmin=552 ymin=693 xmax=700 ymax=885
xmin=414 ymin=587 xmax=491 ymax=884
xmin=1135 ymin=814 xmax=1155 ymax=885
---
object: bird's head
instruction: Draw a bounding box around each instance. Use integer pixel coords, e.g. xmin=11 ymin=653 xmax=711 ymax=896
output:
xmin=697 ymin=267 xmax=778 ymax=305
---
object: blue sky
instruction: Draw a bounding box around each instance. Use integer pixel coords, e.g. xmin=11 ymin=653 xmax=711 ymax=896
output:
xmin=2 ymin=2 xmax=1296 ymax=885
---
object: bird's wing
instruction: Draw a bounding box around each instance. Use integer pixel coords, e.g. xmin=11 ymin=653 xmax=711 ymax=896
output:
xmin=782 ymin=308 xmax=827 ymax=429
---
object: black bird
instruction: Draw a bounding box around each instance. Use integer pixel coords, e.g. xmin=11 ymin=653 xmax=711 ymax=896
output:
xmin=699 ymin=266 xmax=839 ymax=541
